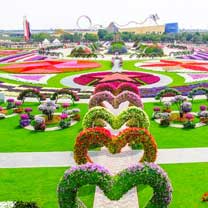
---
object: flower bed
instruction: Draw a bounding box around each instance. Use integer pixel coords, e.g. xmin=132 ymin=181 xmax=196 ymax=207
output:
xmin=0 ymin=60 xmax=101 ymax=74
xmin=74 ymin=127 xmax=157 ymax=164
xmin=58 ymin=163 xmax=172 ymax=208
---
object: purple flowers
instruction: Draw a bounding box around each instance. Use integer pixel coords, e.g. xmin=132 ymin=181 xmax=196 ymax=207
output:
xmin=153 ymin=107 xmax=161 ymax=112
xmin=24 ymin=107 xmax=33 ymax=113
xmin=185 ymin=113 xmax=194 ymax=120
xmin=200 ymin=105 xmax=207 ymax=111
xmin=7 ymin=98 xmax=14 ymax=103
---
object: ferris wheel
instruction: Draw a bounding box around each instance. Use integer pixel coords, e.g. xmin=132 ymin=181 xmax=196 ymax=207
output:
xmin=76 ymin=15 xmax=93 ymax=29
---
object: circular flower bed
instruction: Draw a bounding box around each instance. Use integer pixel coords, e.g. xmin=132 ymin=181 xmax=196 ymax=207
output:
xmin=58 ymin=163 xmax=172 ymax=208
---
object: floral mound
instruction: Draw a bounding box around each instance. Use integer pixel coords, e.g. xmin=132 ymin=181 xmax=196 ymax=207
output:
xmin=82 ymin=106 xmax=150 ymax=129
xmin=58 ymin=163 xmax=172 ymax=208
xmin=74 ymin=71 xmax=160 ymax=87
xmin=74 ymin=127 xmax=157 ymax=164
xmin=0 ymin=60 xmax=101 ymax=74
xmin=89 ymin=91 xmax=143 ymax=109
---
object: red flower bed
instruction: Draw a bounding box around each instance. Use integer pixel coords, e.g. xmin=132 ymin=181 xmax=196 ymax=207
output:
xmin=0 ymin=60 xmax=101 ymax=74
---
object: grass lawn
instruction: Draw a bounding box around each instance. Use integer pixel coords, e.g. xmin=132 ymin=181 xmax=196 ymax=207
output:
xmin=0 ymin=99 xmax=208 ymax=152
xmin=0 ymin=167 xmax=95 ymax=208
xmin=144 ymin=99 xmax=208 ymax=149
xmin=0 ymin=102 xmax=88 ymax=152
xmin=138 ymin=163 xmax=208 ymax=208
xmin=0 ymin=163 xmax=208 ymax=208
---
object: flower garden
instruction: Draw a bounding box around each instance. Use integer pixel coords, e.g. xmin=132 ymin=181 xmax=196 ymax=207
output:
xmin=0 ymin=49 xmax=208 ymax=208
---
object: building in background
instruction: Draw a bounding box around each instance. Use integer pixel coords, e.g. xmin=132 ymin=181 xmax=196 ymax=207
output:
xmin=165 ymin=23 xmax=179 ymax=34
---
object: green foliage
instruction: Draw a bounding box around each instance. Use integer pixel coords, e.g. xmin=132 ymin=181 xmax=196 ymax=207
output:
xmin=84 ymin=33 xmax=98 ymax=42
xmin=31 ymin=33 xmax=52 ymax=42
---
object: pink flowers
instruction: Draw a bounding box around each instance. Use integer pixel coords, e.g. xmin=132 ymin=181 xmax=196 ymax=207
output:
xmin=60 ymin=114 xmax=68 ymax=120
xmin=62 ymin=103 xmax=70 ymax=109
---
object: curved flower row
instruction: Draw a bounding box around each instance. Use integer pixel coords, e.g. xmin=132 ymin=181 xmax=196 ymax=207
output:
xmin=188 ymin=87 xmax=208 ymax=100
xmin=58 ymin=163 xmax=172 ymax=208
xmin=74 ymin=127 xmax=157 ymax=164
xmin=82 ymin=106 xmax=150 ymax=130
xmin=89 ymin=90 xmax=143 ymax=109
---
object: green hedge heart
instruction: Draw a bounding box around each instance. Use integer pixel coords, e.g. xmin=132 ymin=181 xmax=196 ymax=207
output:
xmin=74 ymin=127 xmax=157 ymax=164
xmin=82 ymin=106 xmax=150 ymax=129
xmin=58 ymin=163 xmax=173 ymax=208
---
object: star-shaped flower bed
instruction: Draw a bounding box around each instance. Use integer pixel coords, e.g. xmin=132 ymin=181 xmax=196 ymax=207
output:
xmin=141 ymin=60 xmax=208 ymax=72
xmin=73 ymin=71 xmax=160 ymax=87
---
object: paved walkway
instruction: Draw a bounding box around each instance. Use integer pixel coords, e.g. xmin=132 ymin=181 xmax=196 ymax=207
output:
xmin=1 ymin=147 xmax=208 ymax=168
xmin=93 ymin=147 xmax=139 ymax=208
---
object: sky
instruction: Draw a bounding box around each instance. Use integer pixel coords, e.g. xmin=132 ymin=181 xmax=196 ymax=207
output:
xmin=0 ymin=0 xmax=208 ymax=30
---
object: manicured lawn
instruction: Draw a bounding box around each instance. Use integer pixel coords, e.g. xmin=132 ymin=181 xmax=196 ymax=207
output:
xmin=144 ymin=99 xmax=208 ymax=149
xmin=138 ymin=163 xmax=208 ymax=208
xmin=0 ymin=102 xmax=88 ymax=152
xmin=0 ymin=163 xmax=208 ymax=208
xmin=0 ymin=167 xmax=95 ymax=208
xmin=0 ymin=100 xmax=208 ymax=152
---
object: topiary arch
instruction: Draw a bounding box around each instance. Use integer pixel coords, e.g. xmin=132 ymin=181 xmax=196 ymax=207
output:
xmin=89 ymin=91 xmax=143 ymax=109
xmin=74 ymin=127 xmax=157 ymax=164
xmin=188 ymin=87 xmax=208 ymax=101
xmin=155 ymin=88 xmax=181 ymax=102
xmin=58 ymin=163 xmax=173 ymax=208
xmin=51 ymin=88 xmax=79 ymax=104
xmin=17 ymin=89 xmax=46 ymax=103
xmin=82 ymin=106 xmax=150 ymax=129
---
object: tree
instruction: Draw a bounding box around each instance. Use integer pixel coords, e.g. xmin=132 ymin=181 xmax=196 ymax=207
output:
xmin=60 ymin=33 xmax=73 ymax=42
xmin=31 ymin=33 xmax=51 ymax=42
xmin=84 ymin=33 xmax=98 ymax=42
xmin=98 ymin=29 xmax=108 ymax=40
xmin=73 ymin=32 xmax=82 ymax=42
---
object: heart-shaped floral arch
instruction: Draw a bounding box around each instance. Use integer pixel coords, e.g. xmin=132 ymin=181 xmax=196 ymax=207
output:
xmin=58 ymin=163 xmax=172 ymax=208
xmin=74 ymin=127 xmax=157 ymax=164
xmin=82 ymin=106 xmax=150 ymax=129
xmin=89 ymin=91 xmax=143 ymax=109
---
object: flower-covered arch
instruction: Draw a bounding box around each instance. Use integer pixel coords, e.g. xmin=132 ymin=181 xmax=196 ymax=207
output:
xmin=82 ymin=106 xmax=150 ymax=129
xmin=17 ymin=89 xmax=46 ymax=103
xmin=155 ymin=88 xmax=181 ymax=101
xmin=89 ymin=91 xmax=143 ymax=109
xmin=58 ymin=163 xmax=172 ymax=208
xmin=50 ymin=88 xmax=79 ymax=104
xmin=74 ymin=127 xmax=157 ymax=164
xmin=188 ymin=87 xmax=208 ymax=101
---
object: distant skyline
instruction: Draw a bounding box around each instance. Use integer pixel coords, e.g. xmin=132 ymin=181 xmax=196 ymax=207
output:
xmin=0 ymin=0 xmax=208 ymax=30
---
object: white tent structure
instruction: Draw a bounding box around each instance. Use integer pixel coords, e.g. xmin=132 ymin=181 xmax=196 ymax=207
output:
xmin=53 ymin=38 xmax=61 ymax=45
xmin=42 ymin=39 xmax=50 ymax=45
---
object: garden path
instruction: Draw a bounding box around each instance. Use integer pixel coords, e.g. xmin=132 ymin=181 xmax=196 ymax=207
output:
xmin=1 ymin=147 xmax=208 ymax=168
